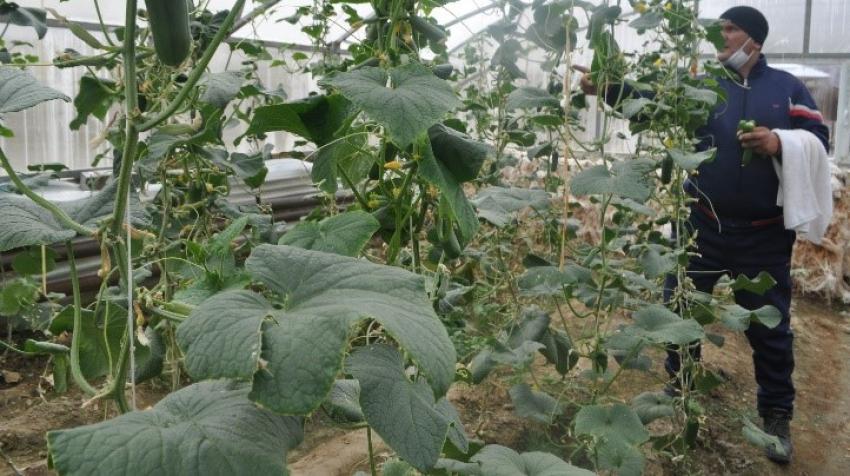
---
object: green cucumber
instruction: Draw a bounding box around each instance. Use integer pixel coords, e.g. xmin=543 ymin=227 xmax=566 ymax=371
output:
xmin=410 ymin=16 xmax=447 ymax=45
xmin=738 ymin=119 xmax=756 ymax=167
xmin=431 ymin=63 xmax=453 ymax=79
xmin=660 ymin=155 xmax=673 ymax=184
xmin=144 ymin=0 xmax=192 ymax=67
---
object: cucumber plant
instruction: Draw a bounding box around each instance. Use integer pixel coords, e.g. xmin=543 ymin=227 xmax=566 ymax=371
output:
xmin=0 ymin=0 xmax=789 ymax=474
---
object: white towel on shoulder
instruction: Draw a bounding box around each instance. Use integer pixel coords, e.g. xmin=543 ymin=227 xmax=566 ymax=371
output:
xmin=771 ymin=129 xmax=832 ymax=244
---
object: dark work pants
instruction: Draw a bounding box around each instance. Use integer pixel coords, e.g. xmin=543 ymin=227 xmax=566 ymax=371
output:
xmin=664 ymin=207 xmax=796 ymax=416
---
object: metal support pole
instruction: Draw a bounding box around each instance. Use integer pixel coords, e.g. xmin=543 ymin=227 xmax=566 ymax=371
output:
xmin=835 ymin=63 xmax=850 ymax=166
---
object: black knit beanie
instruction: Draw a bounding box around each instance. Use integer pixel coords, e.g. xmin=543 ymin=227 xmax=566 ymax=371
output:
xmin=720 ymin=6 xmax=769 ymax=45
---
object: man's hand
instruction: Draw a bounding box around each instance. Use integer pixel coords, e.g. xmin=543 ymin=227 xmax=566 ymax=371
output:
xmin=572 ymin=65 xmax=598 ymax=96
xmin=739 ymin=126 xmax=782 ymax=157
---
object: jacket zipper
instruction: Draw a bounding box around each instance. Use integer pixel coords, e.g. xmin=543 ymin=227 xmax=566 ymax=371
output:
xmin=737 ymin=77 xmax=750 ymax=190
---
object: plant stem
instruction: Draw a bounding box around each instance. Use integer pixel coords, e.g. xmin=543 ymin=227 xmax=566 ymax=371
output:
xmin=137 ymin=0 xmax=247 ymax=132
xmin=0 ymin=147 xmax=94 ymax=236
xmin=231 ymin=0 xmax=282 ymax=32
xmin=93 ymin=0 xmax=116 ymax=47
xmin=366 ymin=425 xmax=378 ymax=476
xmin=67 ymin=242 xmax=98 ymax=395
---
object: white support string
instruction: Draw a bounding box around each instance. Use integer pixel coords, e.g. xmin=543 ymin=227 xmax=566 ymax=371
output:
xmin=126 ymin=185 xmax=137 ymax=410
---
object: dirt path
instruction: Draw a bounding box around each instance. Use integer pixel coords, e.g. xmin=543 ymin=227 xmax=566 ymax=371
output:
xmin=702 ymin=298 xmax=850 ymax=475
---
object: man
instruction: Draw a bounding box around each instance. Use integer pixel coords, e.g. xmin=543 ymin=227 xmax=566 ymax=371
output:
xmin=579 ymin=6 xmax=829 ymax=465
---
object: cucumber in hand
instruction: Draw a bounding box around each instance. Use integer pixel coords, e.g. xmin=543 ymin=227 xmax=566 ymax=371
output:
xmin=738 ymin=119 xmax=756 ymax=167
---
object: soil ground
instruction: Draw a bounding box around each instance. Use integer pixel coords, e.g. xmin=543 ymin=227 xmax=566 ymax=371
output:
xmin=1 ymin=297 xmax=848 ymax=475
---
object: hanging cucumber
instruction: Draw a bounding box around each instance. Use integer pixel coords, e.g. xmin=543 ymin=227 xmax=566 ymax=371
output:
xmin=431 ymin=63 xmax=453 ymax=80
xmin=738 ymin=119 xmax=756 ymax=167
xmin=441 ymin=220 xmax=463 ymax=259
xmin=144 ymin=0 xmax=192 ymax=67
xmin=410 ymin=16 xmax=447 ymax=45
xmin=660 ymin=155 xmax=673 ymax=184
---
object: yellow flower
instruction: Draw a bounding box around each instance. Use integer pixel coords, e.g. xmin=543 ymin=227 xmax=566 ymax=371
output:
xmin=664 ymin=2 xmax=673 ymax=11
xmin=384 ymin=160 xmax=402 ymax=171
xmin=635 ymin=1 xmax=648 ymax=13
xmin=663 ymin=137 xmax=675 ymax=148
xmin=653 ymin=57 xmax=665 ymax=67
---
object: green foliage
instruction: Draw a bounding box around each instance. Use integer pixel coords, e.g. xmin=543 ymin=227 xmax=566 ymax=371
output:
xmin=320 ymin=64 xmax=460 ymax=148
xmin=0 ymin=193 xmax=75 ymax=252
xmin=470 ymin=445 xmax=594 ymax=476
xmin=50 ymin=305 xmax=125 ymax=379
xmin=347 ymin=344 xmax=464 ymax=472
xmin=506 ymin=87 xmax=560 ymax=110
xmin=630 ymin=391 xmax=675 ymax=424
xmin=278 ymin=210 xmax=380 ymax=256
xmin=177 ymin=245 xmax=455 ymax=414
xmin=70 ymin=76 xmax=116 ymax=130
xmin=570 ymin=159 xmax=655 ymax=203
xmin=471 ymin=187 xmax=551 ymax=227
xmin=47 ymin=380 xmax=303 ymax=476
xmin=509 ymin=383 xmax=562 ymax=424
xmin=200 ymin=71 xmax=245 ymax=108
xmin=0 ymin=66 xmax=68 ymax=116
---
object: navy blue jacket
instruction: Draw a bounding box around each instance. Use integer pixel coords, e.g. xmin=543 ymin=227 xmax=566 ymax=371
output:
xmin=608 ymin=55 xmax=830 ymax=220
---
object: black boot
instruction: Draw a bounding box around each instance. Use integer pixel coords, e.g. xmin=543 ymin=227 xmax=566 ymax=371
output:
xmin=762 ymin=408 xmax=793 ymax=464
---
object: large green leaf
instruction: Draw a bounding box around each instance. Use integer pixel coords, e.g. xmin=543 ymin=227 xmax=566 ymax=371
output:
xmin=245 ymin=94 xmax=354 ymax=146
xmin=630 ymin=391 xmax=674 ymax=424
xmin=419 ymin=135 xmax=479 ymax=244
xmin=517 ymin=265 xmax=592 ymax=297
xmin=324 ymin=379 xmax=364 ymax=421
xmin=638 ymin=245 xmax=675 ymax=279
xmin=629 ymin=305 xmax=705 ymax=346
xmin=629 ymin=11 xmax=663 ymax=29
xmin=668 ymin=148 xmax=716 ymax=171
xmin=621 ymin=97 xmax=654 ymax=119
xmin=506 ymin=307 xmax=551 ymax=348
xmin=428 ymin=124 xmax=490 ymax=183
xmin=278 ymin=210 xmax=379 ymax=256
xmin=347 ymin=344 xmax=451 ymax=472
xmin=436 ymin=397 xmax=469 ymax=454
xmin=0 ymin=5 xmax=47 ymax=39
xmin=70 ymin=75 xmax=116 ymax=130
xmin=596 ymin=439 xmax=645 ymax=476
xmin=570 ymin=159 xmax=655 ymax=203
xmin=60 ymin=180 xmax=150 ymax=229
xmin=718 ymin=304 xmax=783 ymax=332
xmin=0 ymin=179 xmax=141 ymax=252
xmin=177 ymin=245 xmax=455 ymax=415
xmin=509 ymin=383 xmax=562 ymax=424
xmin=311 ymin=127 xmax=373 ymax=193
xmin=506 ymin=87 xmax=560 ymax=110
xmin=471 ymin=186 xmax=551 ymax=227
xmin=0 ymin=193 xmax=75 ymax=252
xmin=177 ymin=290 xmax=270 ymax=380
xmin=226 ymin=148 xmax=269 ymax=189
xmin=0 ymin=66 xmax=69 ymax=115
xmin=729 ymin=271 xmax=777 ymax=296
xmin=49 ymin=305 xmax=125 ymax=379
xmin=470 ymin=445 xmax=595 ymax=476
xmin=201 ymin=71 xmax=244 ymax=109
xmin=321 ymin=64 xmax=460 ymax=148
xmin=574 ymin=403 xmax=649 ymax=446
xmin=47 ymin=380 xmax=303 ymax=476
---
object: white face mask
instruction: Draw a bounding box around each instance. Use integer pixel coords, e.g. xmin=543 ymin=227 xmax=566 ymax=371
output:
xmin=721 ymin=38 xmax=753 ymax=71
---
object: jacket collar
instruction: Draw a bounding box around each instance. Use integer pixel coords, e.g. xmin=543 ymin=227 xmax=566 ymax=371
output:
xmin=748 ymin=54 xmax=768 ymax=79
xmin=724 ymin=54 xmax=768 ymax=84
